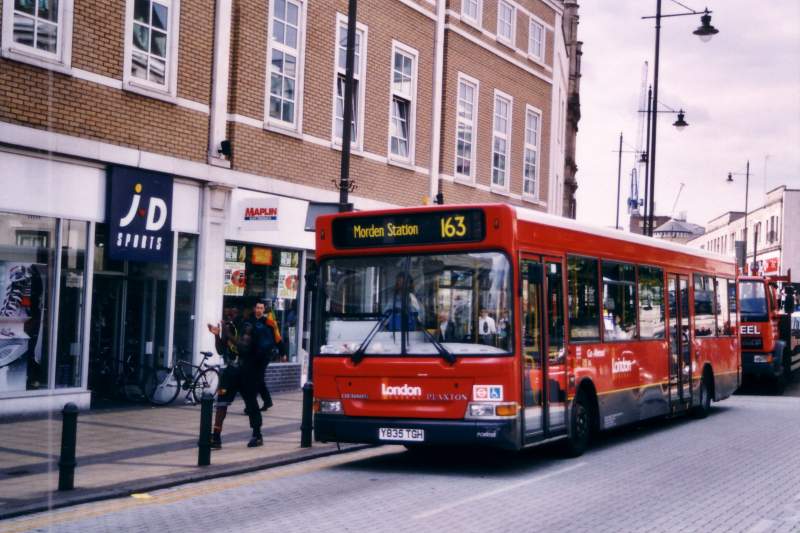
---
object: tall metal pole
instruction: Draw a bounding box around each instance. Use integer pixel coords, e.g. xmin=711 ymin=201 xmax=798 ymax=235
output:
xmin=744 ymin=159 xmax=751 ymax=272
xmin=616 ymin=132 xmax=623 ymax=230
xmin=642 ymin=86 xmax=652 ymax=234
xmin=338 ymin=0 xmax=358 ymax=213
xmin=647 ymin=0 xmax=662 ymax=237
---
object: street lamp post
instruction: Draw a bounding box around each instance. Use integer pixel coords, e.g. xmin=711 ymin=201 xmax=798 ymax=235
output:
xmin=727 ymin=160 xmax=751 ymax=273
xmin=642 ymin=2 xmax=718 ymax=236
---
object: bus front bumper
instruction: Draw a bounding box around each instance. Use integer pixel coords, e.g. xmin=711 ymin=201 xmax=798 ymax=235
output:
xmin=314 ymin=414 xmax=521 ymax=450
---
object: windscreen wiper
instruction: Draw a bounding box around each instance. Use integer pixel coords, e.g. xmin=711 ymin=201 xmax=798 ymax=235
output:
xmin=415 ymin=316 xmax=456 ymax=365
xmin=351 ymin=311 xmax=391 ymax=365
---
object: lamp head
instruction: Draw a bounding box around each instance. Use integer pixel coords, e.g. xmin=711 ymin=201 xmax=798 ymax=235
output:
xmin=638 ymin=151 xmax=648 ymax=164
xmin=673 ymin=110 xmax=689 ymax=131
xmin=726 ymin=172 xmax=734 ymax=183
xmin=693 ymin=9 xmax=719 ymax=42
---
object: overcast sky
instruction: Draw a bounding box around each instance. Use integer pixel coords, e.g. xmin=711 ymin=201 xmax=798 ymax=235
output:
xmin=574 ymin=0 xmax=800 ymax=230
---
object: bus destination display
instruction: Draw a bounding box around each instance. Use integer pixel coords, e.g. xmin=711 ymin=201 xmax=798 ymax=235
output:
xmin=331 ymin=210 xmax=485 ymax=248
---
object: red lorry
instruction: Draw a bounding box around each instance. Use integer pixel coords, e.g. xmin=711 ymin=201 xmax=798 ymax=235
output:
xmin=737 ymin=273 xmax=799 ymax=391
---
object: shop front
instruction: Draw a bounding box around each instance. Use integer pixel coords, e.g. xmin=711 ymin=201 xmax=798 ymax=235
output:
xmin=0 ymin=149 xmax=201 ymax=415
xmin=222 ymin=190 xmax=315 ymax=391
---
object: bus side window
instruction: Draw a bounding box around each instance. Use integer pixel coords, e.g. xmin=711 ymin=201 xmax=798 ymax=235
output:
xmin=567 ymin=256 xmax=600 ymax=342
xmin=638 ymin=266 xmax=665 ymax=339
xmin=693 ymin=274 xmax=715 ymax=337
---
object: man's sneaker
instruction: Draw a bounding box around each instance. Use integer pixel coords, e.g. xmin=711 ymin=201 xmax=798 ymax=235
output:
xmin=210 ymin=432 xmax=222 ymax=450
xmin=247 ymin=435 xmax=263 ymax=448
xmin=260 ymin=402 xmax=272 ymax=412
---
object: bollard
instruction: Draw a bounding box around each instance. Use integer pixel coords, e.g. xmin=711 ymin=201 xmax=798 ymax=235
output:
xmin=300 ymin=381 xmax=314 ymax=448
xmin=58 ymin=403 xmax=78 ymax=491
xmin=197 ymin=392 xmax=213 ymax=466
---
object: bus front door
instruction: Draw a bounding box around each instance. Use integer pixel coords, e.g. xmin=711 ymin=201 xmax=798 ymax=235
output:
xmin=668 ymin=274 xmax=692 ymax=408
xmin=520 ymin=256 xmax=567 ymax=441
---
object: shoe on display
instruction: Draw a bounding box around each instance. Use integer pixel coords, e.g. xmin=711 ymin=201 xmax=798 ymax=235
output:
xmin=247 ymin=435 xmax=263 ymax=448
xmin=210 ymin=432 xmax=222 ymax=450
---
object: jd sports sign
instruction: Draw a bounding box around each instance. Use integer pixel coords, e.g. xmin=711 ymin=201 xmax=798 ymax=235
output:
xmin=107 ymin=166 xmax=173 ymax=263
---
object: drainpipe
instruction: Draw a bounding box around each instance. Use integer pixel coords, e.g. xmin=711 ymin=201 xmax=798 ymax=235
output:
xmin=208 ymin=0 xmax=232 ymax=166
xmin=430 ymin=0 xmax=446 ymax=204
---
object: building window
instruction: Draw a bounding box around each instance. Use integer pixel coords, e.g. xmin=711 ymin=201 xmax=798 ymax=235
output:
xmin=497 ymin=1 xmax=515 ymax=45
xmin=492 ymin=92 xmax=512 ymax=190
xmin=455 ymin=74 xmax=478 ymax=180
xmin=523 ymin=106 xmax=541 ymax=198
xmin=461 ymin=0 xmax=481 ymax=26
xmin=388 ymin=43 xmax=417 ymax=163
xmin=1 ymin=0 xmax=73 ymax=71
xmin=266 ymin=0 xmax=305 ymax=129
xmin=528 ymin=19 xmax=544 ymax=60
xmin=332 ymin=14 xmax=367 ymax=148
xmin=123 ymin=0 xmax=180 ymax=98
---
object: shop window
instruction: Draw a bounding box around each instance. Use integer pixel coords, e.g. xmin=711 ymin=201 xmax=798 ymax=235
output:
xmin=55 ymin=219 xmax=87 ymax=388
xmin=693 ymin=274 xmax=716 ymax=337
xmin=0 ymin=212 xmax=56 ymax=392
xmin=602 ymin=261 xmax=636 ymax=341
xmin=638 ymin=265 xmax=665 ymax=339
xmin=222 ymin=242 xmax=302 ymax=363
xmin=567 ymin=256 xmax=599 ymax=342
xmin=172 ymin=234 xmax=198 ymax=363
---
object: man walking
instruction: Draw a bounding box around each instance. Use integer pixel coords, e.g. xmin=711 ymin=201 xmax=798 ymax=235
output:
xmin=207 ymin=321 xmax=263 ymax=449
xmin=245 ymin=301 xmax=280 ymax=413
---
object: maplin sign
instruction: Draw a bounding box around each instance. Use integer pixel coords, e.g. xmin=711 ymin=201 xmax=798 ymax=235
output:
xmin=107 ymin=166 xmax=173 ymax=263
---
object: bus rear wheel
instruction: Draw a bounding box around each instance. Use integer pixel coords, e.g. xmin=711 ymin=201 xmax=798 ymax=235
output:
xmin=564 ymin=391 xmax=592 ymax=457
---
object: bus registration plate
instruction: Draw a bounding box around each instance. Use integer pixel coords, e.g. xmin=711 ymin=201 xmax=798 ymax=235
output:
xmin=378 ymin=428 xmax=424 ymax=442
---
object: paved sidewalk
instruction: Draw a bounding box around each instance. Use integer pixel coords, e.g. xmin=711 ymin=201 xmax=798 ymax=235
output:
xmin=0 ymin=390 xmax=365 ymax=519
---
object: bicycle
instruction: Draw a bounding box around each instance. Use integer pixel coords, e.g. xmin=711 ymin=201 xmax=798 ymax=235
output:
xmin=144 ymin=351 xmax=220 ymax=405
xmin=90 ymin=350 xmax=151 ymax=403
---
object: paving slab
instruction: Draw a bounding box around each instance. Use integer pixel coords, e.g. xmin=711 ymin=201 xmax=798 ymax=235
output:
xmin=0 ymin=390 xmax=367 ymax=519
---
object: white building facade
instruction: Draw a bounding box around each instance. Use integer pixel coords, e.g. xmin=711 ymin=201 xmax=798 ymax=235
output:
xmin=688 ymin=186 xmax=800 ymax=277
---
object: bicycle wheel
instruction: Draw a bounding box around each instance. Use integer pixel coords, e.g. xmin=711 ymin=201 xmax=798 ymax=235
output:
xmin=192 ymin=368 xmax=220 ymax=403
xmin=145 ymin=367 xmax=181 ymax=405
xmin=122 ymin=368 xmax=147 ymax=402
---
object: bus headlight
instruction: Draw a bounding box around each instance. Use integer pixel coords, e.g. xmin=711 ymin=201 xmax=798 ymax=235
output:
xmin=467 ymin=402 xmax=520 ymax=419
xmin=468 ymin=403 xmax=495 ymax=417
xmin=315 ymin=400 xmax=344 ymax=414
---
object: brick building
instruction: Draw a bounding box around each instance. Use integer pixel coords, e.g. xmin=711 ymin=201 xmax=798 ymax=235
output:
xmin=0 ymin=0 xmax=579 ymax=414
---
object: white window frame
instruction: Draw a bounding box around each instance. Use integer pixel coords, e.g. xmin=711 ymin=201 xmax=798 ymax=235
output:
xmin=264 ymin=0 xmax=307 ymax=133
xmin=528 ymin=18 xmax=544 ymax=61
xmin=522 ymin=104 xmax=542 ymax=200
xmin=387 ymin=41 xmax=418 ymax=165
xmin=491 ymin=90 xmax=512 ymax=192
xmin=122 ymin=0 xmax=181 ymax=102
xmin=453 ymin=73 xmax=479 ymax=183
xmin=461 ymin=0 xmax=482 ymax=29
xmin=496 ymin=0 xmax=516 ymax=47
xmin=331 ymin=13 xmax=368 ymax=150
xmin=1 ymin=0 xmax=74 ymax=73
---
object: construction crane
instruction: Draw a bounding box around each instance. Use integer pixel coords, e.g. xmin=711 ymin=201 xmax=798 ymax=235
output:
xmin=671 ymin=182 xmax=685 ymax=219
xmin=627 ymin=61 xmax=649 ymax=216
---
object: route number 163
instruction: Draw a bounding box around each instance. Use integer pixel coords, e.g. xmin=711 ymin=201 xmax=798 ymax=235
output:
xmin=440 ymin=215 xmax=467 ymax=238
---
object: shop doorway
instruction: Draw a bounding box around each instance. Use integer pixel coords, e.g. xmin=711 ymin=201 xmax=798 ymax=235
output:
xmin=88 ymin=227 xmax=170 ymax=403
